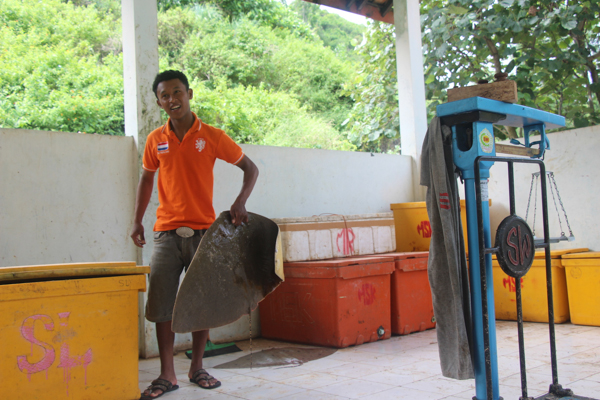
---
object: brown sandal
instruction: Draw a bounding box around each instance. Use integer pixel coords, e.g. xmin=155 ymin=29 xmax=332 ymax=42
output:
xmin=190 ymin=368 xmax=221 ymax=389
xmin=140 ymin=378 xmax=179 ymax=399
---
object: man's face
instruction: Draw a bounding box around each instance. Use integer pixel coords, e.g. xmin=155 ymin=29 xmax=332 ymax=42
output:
xmin=155 ymin=79 xmax=193 ymax=119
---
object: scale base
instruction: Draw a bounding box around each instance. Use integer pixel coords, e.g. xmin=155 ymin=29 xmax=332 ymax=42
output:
xmin=534 ymin=394 xmax=598 ymax=400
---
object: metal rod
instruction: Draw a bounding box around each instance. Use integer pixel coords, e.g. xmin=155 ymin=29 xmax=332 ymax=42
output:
xmin=516 ymin=277 xmax=529 ymax=399
xmin=540 ymin=163 xmax=560 ymax=386
xmin=475 ymin=166 xmax=493 ymax=400
xmin=508 ymin=162 xmax=516 ymax=215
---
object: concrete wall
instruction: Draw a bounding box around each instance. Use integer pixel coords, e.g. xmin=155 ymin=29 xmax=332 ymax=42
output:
xmin=487 ymin=125 xmax=600 ymax=251
xmin=0 ymin=129 xmax=139 ymax=267
xmin=1 ymin=128 xmax=414 ymax=357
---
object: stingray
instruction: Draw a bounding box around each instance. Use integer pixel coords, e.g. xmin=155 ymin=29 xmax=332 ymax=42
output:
xmin=214 ymin=347 xmax=337 ymax=369
xmin=172 ymin=211 xmax=284 ymax=333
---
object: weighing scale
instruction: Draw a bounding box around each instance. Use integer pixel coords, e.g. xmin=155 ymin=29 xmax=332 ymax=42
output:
xmin=436 ymin=97 xmax=596 ymax=400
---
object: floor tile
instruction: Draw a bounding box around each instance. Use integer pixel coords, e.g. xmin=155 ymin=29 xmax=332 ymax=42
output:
xmin=137 ymin=322 xmax=600 ymax=400
xmin=402 ymin=375 xmax=475 ymax=396
xmin=282 ymin=371 xmax=352 ymax=389
xmin=316 ymin=378 xmax=395 ymax=399
xmin=359 ymin=386 xmax=445 ymax=400
xmin=228 ymin=381 xmax=305 ymax=400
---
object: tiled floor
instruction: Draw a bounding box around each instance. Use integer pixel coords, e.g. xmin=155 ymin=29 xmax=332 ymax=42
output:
xmin=139 ymin=321 xmax=600 ymax=400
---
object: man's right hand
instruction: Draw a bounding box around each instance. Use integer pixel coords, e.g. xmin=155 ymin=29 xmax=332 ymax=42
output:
xmin=131 ymin=222 xmax=146 ymax=248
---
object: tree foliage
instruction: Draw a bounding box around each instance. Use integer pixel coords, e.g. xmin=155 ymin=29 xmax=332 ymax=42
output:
xmin=342 ymin=21 xmax=399 ymax=152
xmin=0 ymin=0 xmax=124 ymax=134
xmin=421 ymin=0 xmax=600 ymax=136
xmin=1 ymin=0 xmax=360 ymax=151
xmin=344 ymin=0 xmax=600 ymax=150
xmin=289 ymin=0 xmax=365 ymax=59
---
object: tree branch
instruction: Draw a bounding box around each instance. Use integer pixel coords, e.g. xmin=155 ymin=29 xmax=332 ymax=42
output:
xmin=484 ymin=37 xmax=502 ymax=73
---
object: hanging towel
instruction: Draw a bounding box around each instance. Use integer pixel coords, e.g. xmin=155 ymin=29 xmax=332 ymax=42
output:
xmin=420 ymin=117 xmax=474 ymax=380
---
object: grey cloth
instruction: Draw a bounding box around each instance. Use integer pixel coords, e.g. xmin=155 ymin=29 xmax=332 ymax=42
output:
xmin=420 ymin=117 xmax=474 ymax=380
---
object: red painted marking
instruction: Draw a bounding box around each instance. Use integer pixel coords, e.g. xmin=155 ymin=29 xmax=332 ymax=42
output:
xmin=17 ymin=315 xmax=56 ymax=381
xmin=336 ymin=228 xmax=355 ymax=256
xmin=506 ymin=226 xmax=532 ymax=266
xmin=439 ymin=194 xmax=450 ymax=210
xmin=417 ymin=220 xmax=432 ymax=238
xmin=502 ymin=277 xmax=524 ymax=293
xmin=357 ymin=283 xmax=376 ymax=305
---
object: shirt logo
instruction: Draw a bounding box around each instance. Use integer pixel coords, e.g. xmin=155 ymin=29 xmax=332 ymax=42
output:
xmin=157 ymin=141 xmax=169 ymax=154
xmin=195 ymin=138 xmax=206 ymax=153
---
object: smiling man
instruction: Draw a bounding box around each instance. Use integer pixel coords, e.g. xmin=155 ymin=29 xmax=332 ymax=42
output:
xmin=131 ymin=70 xmax=259 ymax=400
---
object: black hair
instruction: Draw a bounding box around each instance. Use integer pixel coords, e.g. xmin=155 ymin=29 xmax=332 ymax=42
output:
xmin=152 ymin=70 xmax=190 ymax=98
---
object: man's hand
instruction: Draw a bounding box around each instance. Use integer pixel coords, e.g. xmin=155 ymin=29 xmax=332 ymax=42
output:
xmin=230 ymin=199 xmax=248 ymax=226
xmin=230 ymin=155 xmax=258 ymax=227
xmin=130 ymin=221 xmax=146 ymax=247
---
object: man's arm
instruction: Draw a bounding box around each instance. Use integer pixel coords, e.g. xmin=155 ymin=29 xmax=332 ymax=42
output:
xmin=230 ymin=155 xmax=259 ymax=226
xmin=130 ymin=169 xmax=156 ymax=247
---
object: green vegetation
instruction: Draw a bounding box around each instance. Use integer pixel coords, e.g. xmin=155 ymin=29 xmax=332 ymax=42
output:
xmin=343 ymin=0 xmax=600 ymax=147
xmin=2 ymin=0 xmax=597 ymax=152
xmin=0 ymin=0 xmax=124 ymax=134
xmin=0 ymin=0 xmax=363 ymax=151
xmin=421 ymin=0 xmax=600 ymax=137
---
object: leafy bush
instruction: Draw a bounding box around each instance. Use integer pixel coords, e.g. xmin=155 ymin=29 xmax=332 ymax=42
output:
xmin=0 ymin=0 xmax=124 ymax=134
xmin=190 ymin=78 xmax=355 ymax=150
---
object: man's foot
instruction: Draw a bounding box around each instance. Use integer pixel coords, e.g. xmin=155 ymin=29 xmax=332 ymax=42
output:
xmin=189 ymin=369 xmax=221 ymax=389
xmin=140 ymin=378 xmax=179 ymax=399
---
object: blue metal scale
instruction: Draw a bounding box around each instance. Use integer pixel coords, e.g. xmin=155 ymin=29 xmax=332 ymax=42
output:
xmin=436 ymin=97 xmax=565 ymax=400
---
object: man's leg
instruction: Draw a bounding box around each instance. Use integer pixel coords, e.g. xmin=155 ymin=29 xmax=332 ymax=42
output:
xmin=188 ymin=329 xmax=220 ymax=388
xmin=141 ymin=321 xmax=177 ymax=398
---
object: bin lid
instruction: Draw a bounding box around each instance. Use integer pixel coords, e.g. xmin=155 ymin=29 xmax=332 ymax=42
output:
xmin=390 ymin=200 xmax=489 ymax=210
xmin=0 ymin=262 xmax=150 ymax=284
xmin=492 ymin=248 xmax=588 ymax=260
xmin=390 ymin=202 xmax=426 ymax=210
xmin=361 ymin=252 xmax=428 ymax=267
xmin=284 ymin=256 xmax=395 ymax=279
xmin=561 ymin=251 xmax=600 ymax=259
xmin=534 ymin=248 xmax=589 ymax=259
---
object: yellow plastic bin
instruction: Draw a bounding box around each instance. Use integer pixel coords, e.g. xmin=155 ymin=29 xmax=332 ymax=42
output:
xmin=0 ymin=262 xmax=149 ymax=400
xmin=390 ymin=200 xmax=489 ymax=252
xmin=561 ymin=252 xmax=600 ymax=326
xmin=492 ymin=248 xmax=587 ymax=323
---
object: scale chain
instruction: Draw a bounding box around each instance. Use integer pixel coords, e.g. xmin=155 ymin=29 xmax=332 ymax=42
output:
xmin=547 ymin=172 xmax=566 ymax=237
xmin=549 ymin=172 xmax=574 ymax=237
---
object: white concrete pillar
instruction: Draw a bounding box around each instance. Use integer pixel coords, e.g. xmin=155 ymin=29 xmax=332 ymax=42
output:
xmin=122 ymin=0 xmax=161 ymax=152
xmin=394 ymin=0 xmax=427 ymax=200
xmin=121 ymin=0 xmax=162 ymax=359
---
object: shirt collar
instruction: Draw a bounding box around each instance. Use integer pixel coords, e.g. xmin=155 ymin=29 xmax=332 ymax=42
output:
xmin=164 ymin=113 xmax=202 ymax=138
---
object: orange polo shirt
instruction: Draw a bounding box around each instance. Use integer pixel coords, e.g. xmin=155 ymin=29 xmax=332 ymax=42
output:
xmin=143 ymin=114 xmax=244 ymax=231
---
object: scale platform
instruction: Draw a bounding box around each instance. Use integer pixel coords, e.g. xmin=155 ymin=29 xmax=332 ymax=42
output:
xmin=535 ymin=395 xmax=598 ymax=400
xmin=437 ymin=96 xmax=565 ymax=129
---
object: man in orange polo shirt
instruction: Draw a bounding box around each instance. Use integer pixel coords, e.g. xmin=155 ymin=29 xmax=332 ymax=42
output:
xmin=131 ymin=70 xmax=258 ymax=400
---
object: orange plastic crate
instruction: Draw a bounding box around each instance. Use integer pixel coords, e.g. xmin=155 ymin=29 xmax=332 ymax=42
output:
xmin=259 ymin=256 xmax=394 ymax=348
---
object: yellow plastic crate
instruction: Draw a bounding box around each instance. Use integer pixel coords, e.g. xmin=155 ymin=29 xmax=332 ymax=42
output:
xmin=390 ymin=200 xmax=489 ymax=252
xmin=492 ymin=249 xmax=587 ymax=323
xmin=0 ymin=262 xmax=149 ymax=400
xmin=561 ymin=252 xmax=600 ymax=327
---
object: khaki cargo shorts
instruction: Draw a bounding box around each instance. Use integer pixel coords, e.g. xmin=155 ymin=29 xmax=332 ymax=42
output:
xmin=145 ymin=229 xmax=205 ymax=323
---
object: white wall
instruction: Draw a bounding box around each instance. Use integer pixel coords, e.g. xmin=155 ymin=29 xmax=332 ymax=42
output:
xmin=1 ymin=128 xmax=414 ymax=356
xmin=487 ymin=125 xmax=600 ymax=251
xmin=214 ymin=144 xmax=414 ymax=218
xmin=0 ymin=129 xmax=139 ymax=267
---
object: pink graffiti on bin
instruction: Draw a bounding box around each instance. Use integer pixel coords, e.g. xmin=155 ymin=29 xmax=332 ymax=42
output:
xmin=16 ymin=311 xmax=93 ymax=396
xmin=17 ymin=315 xmax=56 ymax=381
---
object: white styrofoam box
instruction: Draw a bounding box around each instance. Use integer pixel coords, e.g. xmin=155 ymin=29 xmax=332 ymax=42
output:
xmin=272 ymin=213 xmax=396 ymax=262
